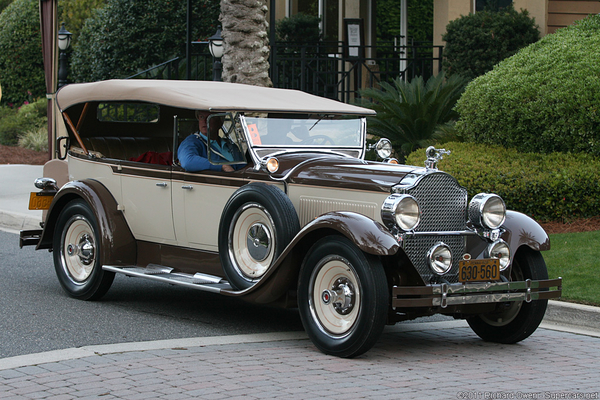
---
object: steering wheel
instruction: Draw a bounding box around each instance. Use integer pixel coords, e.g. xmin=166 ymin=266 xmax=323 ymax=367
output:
xmin=301 ymin=135 xmax=335 ymax=145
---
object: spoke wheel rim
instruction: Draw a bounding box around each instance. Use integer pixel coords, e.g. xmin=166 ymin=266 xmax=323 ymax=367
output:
xmin=309 ymin=256 xmax=361 ymax=337
xmin=60 ymin=216 xmax=96 ymax=284
xmin=228 ymin=203 xmax=276 ymax=281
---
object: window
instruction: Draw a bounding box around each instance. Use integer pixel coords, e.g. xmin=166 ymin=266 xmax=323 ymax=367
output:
xmin=475 ymin=0 xmax=512 ymax=12
xmin=97 ymin=102 xmax=160 ymax=123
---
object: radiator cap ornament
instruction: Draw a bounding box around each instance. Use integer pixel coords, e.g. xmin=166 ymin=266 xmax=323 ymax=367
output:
xmin=425 ymin=146 xmax=451 ymax=170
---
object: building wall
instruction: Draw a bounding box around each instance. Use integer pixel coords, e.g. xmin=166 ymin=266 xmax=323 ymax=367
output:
xmin=434 ymin=0 xmax=600 ymax=47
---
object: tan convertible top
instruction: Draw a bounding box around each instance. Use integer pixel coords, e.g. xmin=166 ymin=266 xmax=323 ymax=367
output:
xmin=56 ymin=79 xmax=376 ymax=116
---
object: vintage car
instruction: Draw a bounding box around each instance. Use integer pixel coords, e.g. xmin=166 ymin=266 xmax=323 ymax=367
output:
xmin=20 ymin=80 xmax=562 ymax=358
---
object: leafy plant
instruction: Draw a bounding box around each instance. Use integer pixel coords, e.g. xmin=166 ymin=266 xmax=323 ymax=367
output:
xmin=0 ymin=98 xmax=47 ymax=146
xmin=359 ymin=72 xmax=469 ymax=160
xmin=71 ymin=0 xmax=220 ymax=82
xmin=406 ymin=142 xmax=600 ymax=222
xmin=58 ymin=0 xmax=106 ymax=44
xmin=442 ymin=5 xmax=539 ymax=80
xmin=18 ymin=126 xmax=48 ymax=152
xmin=455 ymin=14 xmax=600 ymax=158
xmin=276 ymin=13 xmax=321 ymax=44
xmin=0 ymin=0 xmax=46 ymax=105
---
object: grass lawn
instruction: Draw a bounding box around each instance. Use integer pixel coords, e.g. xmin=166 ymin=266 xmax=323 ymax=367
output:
xmin=543 ymin=230 xmax=600 ymax=306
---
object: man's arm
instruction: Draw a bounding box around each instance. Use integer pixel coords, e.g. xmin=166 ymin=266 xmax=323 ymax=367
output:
xmin=178 ymin=135 xmax=222 ymax=172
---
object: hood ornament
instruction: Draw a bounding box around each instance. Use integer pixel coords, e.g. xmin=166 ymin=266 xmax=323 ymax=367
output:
xmin=424 ymin=146 xmax=451 ymax=170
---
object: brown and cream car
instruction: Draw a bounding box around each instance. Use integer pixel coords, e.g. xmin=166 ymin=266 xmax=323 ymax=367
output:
xmin=20 ymin=80 xmax=562 ymax=357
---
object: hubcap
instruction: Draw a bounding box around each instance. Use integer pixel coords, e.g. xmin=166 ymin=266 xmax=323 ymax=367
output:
xmin=310 ymin=256 xmax=361 ymax=337
xmin=229 ymin=203 xmax=276 ymax=280
xmin=246 ymin=222 xmax=271 ymax=262
xmin=61 ymin=216 xmax=96 ymax=284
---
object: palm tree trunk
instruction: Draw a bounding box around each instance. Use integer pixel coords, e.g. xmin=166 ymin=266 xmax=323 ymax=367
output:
xmin=219 ymin=0 xmax=272 ymax=87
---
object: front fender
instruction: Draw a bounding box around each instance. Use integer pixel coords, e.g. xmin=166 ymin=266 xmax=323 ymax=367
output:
xmin=501 ymin=210 xmax=551 ymax=254
xmin=228 ymin=211 xmax=399 ymax=304
xmin=38 ymin=179 xmax=136 ymax=266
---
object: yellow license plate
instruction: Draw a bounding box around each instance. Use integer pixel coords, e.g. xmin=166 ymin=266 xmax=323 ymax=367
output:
xmin=459 ymin=258 xmax=501 ymax=282
xmin=28 ymin=192 xmax=54 ymax=210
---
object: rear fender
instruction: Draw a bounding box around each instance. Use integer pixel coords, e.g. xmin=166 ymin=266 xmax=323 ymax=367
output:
xmin=38 ymin=179 xmax=136 ymax=266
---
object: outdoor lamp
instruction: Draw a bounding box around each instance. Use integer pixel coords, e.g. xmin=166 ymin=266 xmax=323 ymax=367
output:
xmin=58 ymin=23 xmax=72 ymax=88
xmin=208 ymin=26 xmax=223 ymax=81
xmin=58 ymin=22 xmax=72 ymax=51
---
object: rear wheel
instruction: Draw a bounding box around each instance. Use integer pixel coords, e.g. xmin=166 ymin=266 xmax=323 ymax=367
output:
xmin=298 ymin=236 xmax=389 ymax=358
xmin=467 ymin=247 xmax=548 ymax=343
xmin=53 ymin=200 xmax=114 ymax=300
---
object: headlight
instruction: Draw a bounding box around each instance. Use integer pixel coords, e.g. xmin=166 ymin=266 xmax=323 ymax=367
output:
xmin=374 ymin=138 xmax=393 ymax=159
xmin=486 ymin=240 xmax=511 ymax=271
xmin=427 ymin=242 xmax=452 ymax=275
xmin=381 ymin=194 xmax=420 ymax=231
xmin=469 ymin=193 xmax=506 ymax=229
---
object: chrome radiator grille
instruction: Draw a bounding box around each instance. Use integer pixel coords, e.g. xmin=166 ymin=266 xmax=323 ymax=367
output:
xmin=397 ymin=172 xmax=468 ymax=283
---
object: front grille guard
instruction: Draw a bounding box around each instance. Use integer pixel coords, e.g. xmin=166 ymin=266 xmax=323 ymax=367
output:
xmin=392 ymin=278 xmax=562 ymax=309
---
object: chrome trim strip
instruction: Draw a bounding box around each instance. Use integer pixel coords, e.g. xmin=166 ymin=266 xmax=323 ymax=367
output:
xmin=432 ymin=291 xmax=542 ymax=307
xmin=402 ymin=230 xmax=479 ymax=237
xmin=102 ymin=265 xmax=230 ymax=293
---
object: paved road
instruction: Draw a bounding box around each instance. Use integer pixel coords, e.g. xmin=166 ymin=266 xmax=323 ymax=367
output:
xmin=1 ymin=322 xmax=599 ymax=399
xmin=0 ymin=229 xmax=303 ymax=359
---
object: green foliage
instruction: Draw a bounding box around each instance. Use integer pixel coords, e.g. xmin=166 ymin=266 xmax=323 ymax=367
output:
xmin=359 ymin=72 xmax=469 ymax=160
xmin=545 ymin=230 xmax=600 ymax=305
xmin=18 ymin=126 xmax=48 ymax=152
xmin=276 ymin=13 xmax=321 ymax=43
xmin=0 ymin=0 xmax=14 ymax=13
xmin=0 ymin=97 xmax=48 ymax=146
xmin=442 ymin=5 xmax=539 ymax=80
xmin=0 ymin=0 xmax=45 ymax=105
xmin=58 ymin=0 xmax=106 ymax=43
xmin=455 ymin=14 xmax=600 ymax=157
xmin=71 ymin=0 xmax=220 ymax=82
xmin=406 ymin=142 xmax=600 ymax=222
xmin=377 ymin=0 xmax=433 ymax=43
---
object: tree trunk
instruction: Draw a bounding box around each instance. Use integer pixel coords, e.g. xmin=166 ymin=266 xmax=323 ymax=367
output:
xmin=219 ymin=0 xmax=272 ymax=87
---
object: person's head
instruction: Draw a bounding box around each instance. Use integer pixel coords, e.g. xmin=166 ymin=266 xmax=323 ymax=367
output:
xmin=195 ymin=110 xmax=223 ymax=140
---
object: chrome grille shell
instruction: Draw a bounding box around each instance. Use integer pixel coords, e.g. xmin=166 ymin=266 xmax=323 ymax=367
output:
xmin=395 ymin=172 xmax=468 ymax=283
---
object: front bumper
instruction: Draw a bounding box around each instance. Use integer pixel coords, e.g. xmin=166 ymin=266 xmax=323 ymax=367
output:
xmin=393 ymin=278 xmax=562 ymax=308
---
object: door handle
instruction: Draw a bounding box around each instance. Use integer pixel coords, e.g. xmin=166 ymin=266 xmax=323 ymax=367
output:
xmin=156 ymin=182 xmax=168 ymax=187
xmin=182 ymin=185 xmax=193 ymax=190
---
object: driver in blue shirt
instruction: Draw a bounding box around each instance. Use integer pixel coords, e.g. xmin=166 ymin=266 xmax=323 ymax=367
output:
xmin=178 ymin=111 xmax=244 ymax=172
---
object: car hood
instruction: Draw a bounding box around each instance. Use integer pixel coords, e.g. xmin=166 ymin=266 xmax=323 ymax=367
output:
xmin=269 ymin=152 xmax=426 ymax=193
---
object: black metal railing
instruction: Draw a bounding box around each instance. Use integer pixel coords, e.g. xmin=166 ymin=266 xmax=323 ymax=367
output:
xmin=126 ymin=41 xmax=443 ymax=103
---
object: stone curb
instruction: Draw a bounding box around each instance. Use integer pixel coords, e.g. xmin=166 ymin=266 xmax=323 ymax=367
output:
xmin=544 ymin=299 xmax=600 ymax=330
xmin=0 ymin=210 xmax=41 ymax=232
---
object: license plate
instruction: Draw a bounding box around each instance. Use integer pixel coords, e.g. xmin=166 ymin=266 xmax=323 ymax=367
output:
xmin=459 ymin=258 xmax=500 ymax=282
xmin=28 ymin=192 xmax=54 ymax=210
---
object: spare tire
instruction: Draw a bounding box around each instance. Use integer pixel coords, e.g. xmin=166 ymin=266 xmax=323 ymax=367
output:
xmin=218 ymin=182 xmax=300 ymax=290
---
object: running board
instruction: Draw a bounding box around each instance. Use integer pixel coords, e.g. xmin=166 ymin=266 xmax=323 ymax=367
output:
xmin=102 ymin=265 xmax=234 ymax=294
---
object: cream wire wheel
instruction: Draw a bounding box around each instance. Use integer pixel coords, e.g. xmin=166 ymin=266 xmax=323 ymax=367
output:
xmin=53 ymin=200 xmax=114 ymax=300
xmin=60 ymin=215 xmax=96 ymax=284
xmin=298 ymin=236 xmax=388 ymax=358
xmin=228 ymin=203 xmax=276 ymax=281
xmin=309 ymin=256 xmax=361 ymax=337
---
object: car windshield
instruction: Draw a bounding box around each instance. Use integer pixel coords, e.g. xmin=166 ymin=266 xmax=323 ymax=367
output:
xmin=243 ymin=115 xmax=363 ymax=148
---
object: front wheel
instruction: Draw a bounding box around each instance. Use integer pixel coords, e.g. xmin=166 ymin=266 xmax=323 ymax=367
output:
xmin=467 ymin=247 xmax=548 ymax=343
xmin=53 ymin=199 xmax=114 ymax=300
xmin=298 ymin=236 xmax=389 ymax=358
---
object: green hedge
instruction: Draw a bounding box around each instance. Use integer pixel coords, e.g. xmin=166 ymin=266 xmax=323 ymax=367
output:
xmin=455 ymin=14 xmax=600 ymax=158
xmin=0 ymin=0 xmax=46 ymax=105
xmin=0 ymin=98 xmax=47 ymax=146
xmin=405 ymin=142 xmax=600 ymax=222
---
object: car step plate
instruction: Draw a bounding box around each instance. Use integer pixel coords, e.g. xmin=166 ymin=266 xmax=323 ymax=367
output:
xmin=102 ymin=265 xmax=233 ymax=293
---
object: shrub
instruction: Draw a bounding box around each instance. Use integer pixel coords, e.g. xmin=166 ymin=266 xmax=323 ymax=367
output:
xmin=0 ymin=98 xmax=47 ymax=146
xmin=455 ymin=14 xmax=600 ymax=158
xmin=0 ymin=0 xmax=46 ymax=105
xmin=406 ymin=142 xmax=600 ymax=222
xmin=71 ymin=0 xmax=220 ymax=82
xmin=18 ymin=126 xmax=48 ymax=152
xmin=442 ymin=5 xmax=539 ymax=80
xmin=276 ymin=13 xmax=321 ymax=44
xmin=359 ymin=72 xmax=469 ymax=160
xmin=58 ymin=0 xmax=106 ymax=43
